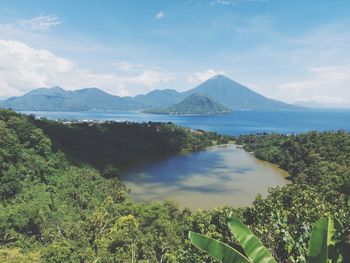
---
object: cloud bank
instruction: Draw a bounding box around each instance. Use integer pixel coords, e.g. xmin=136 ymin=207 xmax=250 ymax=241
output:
xmin=277 ymin=66 xmax=350 ymax=106
xmin=0 ymin=40 xmax=173 ymax=98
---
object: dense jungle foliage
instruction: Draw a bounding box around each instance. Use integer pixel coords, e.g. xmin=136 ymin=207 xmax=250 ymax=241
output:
xmin=236 ymin=132 xmax=350 ymax=193
xmin=0 ymin=109 xmax=349 ymax=262
xmin=33 ymin=117 xmax=231 ymax=171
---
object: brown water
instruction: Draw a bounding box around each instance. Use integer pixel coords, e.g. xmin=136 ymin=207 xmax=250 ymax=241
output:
xmin=122 ymin=145 xmax=290 ymax=210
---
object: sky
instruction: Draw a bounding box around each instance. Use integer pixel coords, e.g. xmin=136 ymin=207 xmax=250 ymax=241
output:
xmin=0 ymin=0 xmax=349 ymax=106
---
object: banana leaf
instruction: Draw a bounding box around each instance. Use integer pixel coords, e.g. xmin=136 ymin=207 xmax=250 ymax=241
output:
xmin=228 ymin=216 xmax=277 ymax=263
xmin=307 ymin=217 xmax=342 ymax=263
xmin=189 ymin=231 xmax=251 ymax=263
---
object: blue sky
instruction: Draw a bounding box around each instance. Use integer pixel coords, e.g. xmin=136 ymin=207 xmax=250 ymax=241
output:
xmin=0 ymin=0 xmax=349 ymax=106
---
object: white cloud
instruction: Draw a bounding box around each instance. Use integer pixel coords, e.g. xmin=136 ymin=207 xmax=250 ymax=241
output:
xmin=114 ymin=61 xmax=162 ymax=72
xmin=310 ymin=66 xmax=350 ymax=81
xmin=0 ymin=40 xmax=173 ymax=98
xmin=113 ymin=61 xmax=174 ymax=88
xmin=277 ymin=66 xmax=350 ymax=105
xmin=155 ymin=11 xmax=164 ymax=20
xmin=127 ymin=70 xmax=173 ymax=87
xmin=17 ymin=15 xmax=62 ymax=32
xmin=296 ymin=96 xmax=345 ymax=104
xmin=187 ymin=69 xmax=225 ymax=84
xmin=0 ymin=15 xmax=61 ymax=36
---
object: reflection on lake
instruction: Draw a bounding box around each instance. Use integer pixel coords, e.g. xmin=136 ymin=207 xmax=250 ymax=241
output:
xmin=122 ymin=145 xmax=289 ymax=210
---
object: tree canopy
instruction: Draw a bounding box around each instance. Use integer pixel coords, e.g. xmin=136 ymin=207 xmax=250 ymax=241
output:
xmin=0 ymin=109 xmax=348 ymax=262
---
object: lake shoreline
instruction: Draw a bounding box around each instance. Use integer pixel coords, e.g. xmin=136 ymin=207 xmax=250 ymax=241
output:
xmin=122 ymin=143 xmax=291 ymax=210
xmin=233 ymin=144 xmax=292 ymax=181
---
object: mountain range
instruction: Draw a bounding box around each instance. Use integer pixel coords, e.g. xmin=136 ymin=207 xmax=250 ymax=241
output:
xmin=0 ymin=75 xmax=299 ymax=113
xmin=0 ymin=87 xmax=146 ymax=111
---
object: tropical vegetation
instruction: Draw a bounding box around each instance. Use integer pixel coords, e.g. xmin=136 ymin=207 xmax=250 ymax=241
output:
xmin=189 ymin=215 xmax=349 ymax=263
xmin=0 ymin=109 xmax=349 ymax=262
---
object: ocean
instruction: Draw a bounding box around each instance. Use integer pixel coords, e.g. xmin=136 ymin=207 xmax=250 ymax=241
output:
xmin=20 ymin=109 xmax=350 ymax=136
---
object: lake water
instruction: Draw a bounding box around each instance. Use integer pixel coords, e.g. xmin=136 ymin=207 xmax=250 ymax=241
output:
xmin=21 ymin=109 xmax=350 ymax=136
xmin=122 ymin=144 xmax=289 ymax=209
xmin=20 ymin=109 xmax=349 ymax=209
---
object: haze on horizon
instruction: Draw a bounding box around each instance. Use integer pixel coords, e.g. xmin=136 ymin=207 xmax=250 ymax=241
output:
xmin=0 ymin=0 xmax=349 ymax=107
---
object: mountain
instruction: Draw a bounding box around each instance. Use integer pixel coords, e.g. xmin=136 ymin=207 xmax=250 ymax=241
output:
xmin=145 ymin=93 xmax=232 ymax=115
xmin=0 ymin=75 xmax=299 ymax=112
xmin=0 ymin=87 xmax=146 ymax=111
xmin=133 ymin=89 xmax=185 ymax=108
xmin=183 ymin=75 xmax=298 ymax=111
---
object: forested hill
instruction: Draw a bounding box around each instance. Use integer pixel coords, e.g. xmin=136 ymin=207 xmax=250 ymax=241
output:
xmin=0 ymin=109 xmax=231 ymax=262
xmin=33 ymin=117 xmax=231 ymax=171
xmin=145 ymin=93 xmax=232 ymax=115
xmin=237 ymin=131 xmax=350 ymax=191
xmin=0 ymin=109 xmax=349 ymax=262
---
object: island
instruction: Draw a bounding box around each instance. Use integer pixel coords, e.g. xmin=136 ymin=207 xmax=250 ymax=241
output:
xmin=144 ymin=93 xmax=232 ymax=115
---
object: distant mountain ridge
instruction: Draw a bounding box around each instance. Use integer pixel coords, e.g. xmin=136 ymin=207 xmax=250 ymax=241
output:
xmin=0 ymin=75 xmax=299 ymax=112
xmin=1 ymin=87 xmax=146 ymax=111
xmin=145 ymin=93 xmax=232 ymax=115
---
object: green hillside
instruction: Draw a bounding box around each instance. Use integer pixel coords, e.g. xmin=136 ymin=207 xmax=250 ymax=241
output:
xmin=0 ymin=109 xmax=348 ymax=262
xmin=146 ymin=93 xmax=232 ymax=115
